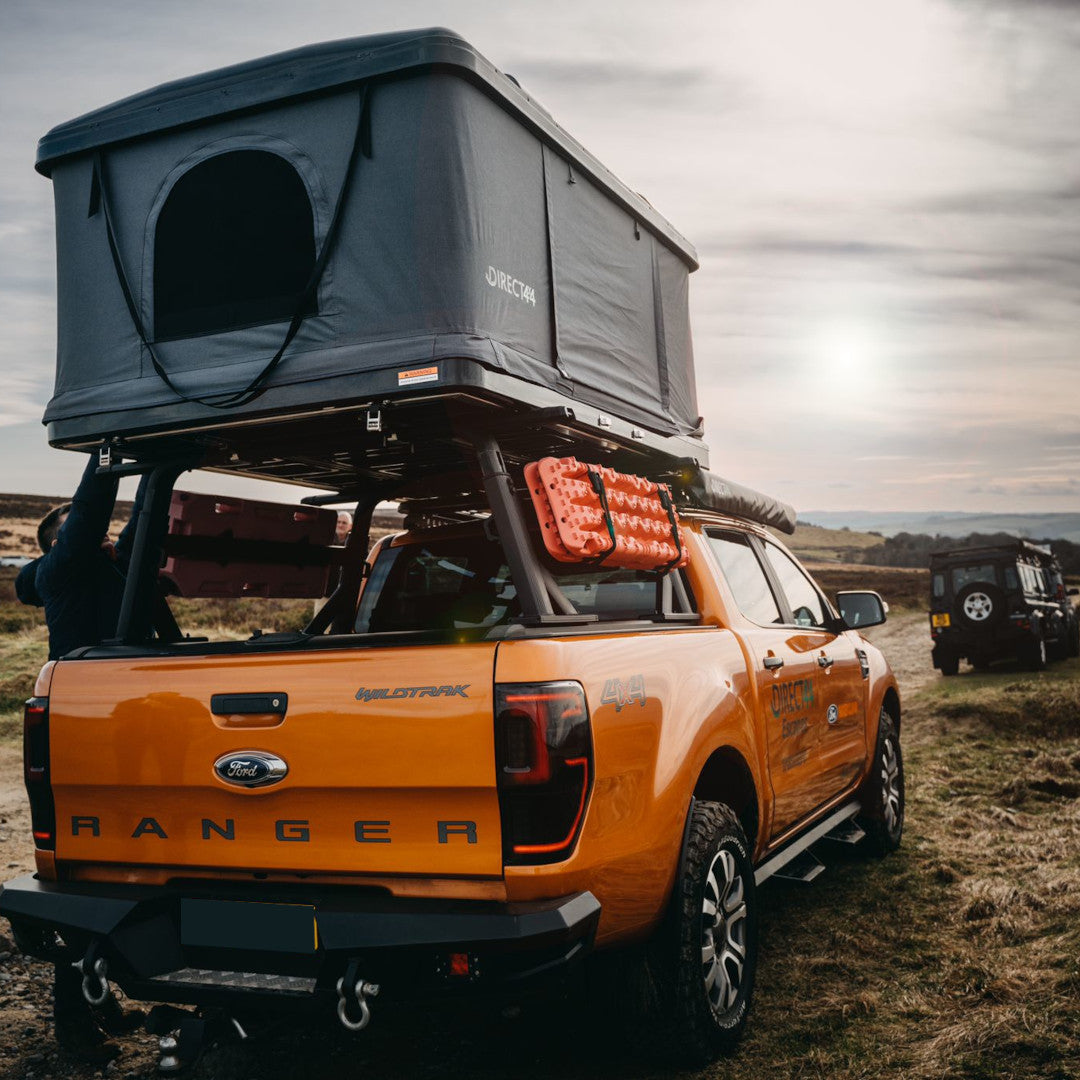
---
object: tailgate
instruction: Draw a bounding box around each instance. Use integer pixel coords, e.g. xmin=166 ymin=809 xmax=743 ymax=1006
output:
xmin=48 ymin=644 xmax=502 ymax=877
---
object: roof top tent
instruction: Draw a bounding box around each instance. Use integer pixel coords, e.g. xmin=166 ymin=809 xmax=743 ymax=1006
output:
xmin=37 ymin=27 xmax=706 ymax=485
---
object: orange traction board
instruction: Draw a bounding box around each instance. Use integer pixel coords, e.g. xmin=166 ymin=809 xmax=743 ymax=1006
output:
xmin=525 ymin=457 xmax=689 ymax=572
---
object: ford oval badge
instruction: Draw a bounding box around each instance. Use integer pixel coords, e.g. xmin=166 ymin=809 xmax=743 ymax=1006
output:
xmin=213 ymin=751 xmax=288 ymax=789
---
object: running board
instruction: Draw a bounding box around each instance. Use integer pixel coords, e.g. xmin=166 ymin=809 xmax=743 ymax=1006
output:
xmin=823 ymin=818 xmax=866 ymax=845
xmin=754 ymin=800 xmax=862 ymax=886
xmin=771 ymin=850 xmax=825 ymax=885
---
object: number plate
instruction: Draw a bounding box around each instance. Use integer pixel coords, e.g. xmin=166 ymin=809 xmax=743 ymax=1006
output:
xmin=180 ymin=899 xmax=317 ymax=954
xmin=931 ymin=613 xmax=951 ymax=628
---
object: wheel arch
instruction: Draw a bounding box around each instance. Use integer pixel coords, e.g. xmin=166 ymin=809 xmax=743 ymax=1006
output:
xmin=692 ymin=746 xmax=760 ymax=852
xmin=881 ymin=685 xmax=901 ymax=736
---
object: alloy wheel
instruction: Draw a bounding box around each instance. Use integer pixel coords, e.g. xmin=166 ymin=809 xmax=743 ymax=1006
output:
xmin=701 ymin=848 xmax=748 ymax=1013
xmin=880 ymin=736 xmax=901 ymax=833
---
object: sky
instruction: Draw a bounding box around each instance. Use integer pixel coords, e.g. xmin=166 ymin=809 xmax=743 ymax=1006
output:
xmin=0 ymin=0 xmax=1078 ymax=512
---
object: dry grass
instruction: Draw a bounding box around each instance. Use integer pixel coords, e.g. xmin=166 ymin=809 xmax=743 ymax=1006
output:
xmin=776 ymin=522 xmax=885 ymax=564
xmin=716 ymin=659 xmax=1080 ymax=1080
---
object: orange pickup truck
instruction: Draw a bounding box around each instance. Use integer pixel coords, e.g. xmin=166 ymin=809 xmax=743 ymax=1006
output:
xmin=1 ymin=450 xmax=902 ymax=1068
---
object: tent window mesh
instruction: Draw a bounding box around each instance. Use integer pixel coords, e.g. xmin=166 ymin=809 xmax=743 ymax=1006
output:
xmin=154 ymin=150 xmax=317 ymax=339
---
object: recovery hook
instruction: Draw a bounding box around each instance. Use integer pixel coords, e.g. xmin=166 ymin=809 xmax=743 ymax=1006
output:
xmin=336 ymin=962 xmax=380 ymax=1032
xmin=73 ymin=944 xmax=110 ymax=1008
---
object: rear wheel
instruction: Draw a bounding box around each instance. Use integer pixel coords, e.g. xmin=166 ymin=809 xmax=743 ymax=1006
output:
xmin=937 ymin=651 xmax=960 ymax=677
xmin=650 ymin=801 xmax=758 ymax=1065
xmin=859 ymin=710 xmax=904 ymax=857
xmin=1068 ymin=620 xmax=1080 ymax=659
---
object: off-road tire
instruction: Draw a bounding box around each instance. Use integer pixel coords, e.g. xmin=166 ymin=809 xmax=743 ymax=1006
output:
xmin=1068 ymin=620 xmax=1080 ymax=660
xmin=650 ymin=801 xmax=758 ymax=1066
xmin=858 ymin=709 xmax=904 ymax=856
xmin=955 ymin=581 xmax=1004 ymax=629
xmin=937 ymin=651 xmax=960 ymax=677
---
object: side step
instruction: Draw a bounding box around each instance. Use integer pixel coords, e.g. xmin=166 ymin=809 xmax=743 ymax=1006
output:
xmin=754 ymin=800 xmax=862 ymax=886
xmin=823 ymin=819 xmax=867 ymax=845
xmin=771 ymin=850 xmax=825 ymax=885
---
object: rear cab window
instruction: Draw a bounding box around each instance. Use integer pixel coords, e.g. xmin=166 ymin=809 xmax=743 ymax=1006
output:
xmin=356 ymin=534 xmax=696 ymax=633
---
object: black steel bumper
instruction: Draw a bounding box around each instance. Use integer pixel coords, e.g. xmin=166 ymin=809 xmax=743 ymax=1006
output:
xmin=0 ymin=875 xmax=600 ymax=1010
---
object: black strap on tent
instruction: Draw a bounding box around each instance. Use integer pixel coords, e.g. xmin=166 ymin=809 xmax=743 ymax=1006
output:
xmin=89 ymin=82 xmax=371 ymax=411
xmin=654 ymin=485 xmax=685 ymax=573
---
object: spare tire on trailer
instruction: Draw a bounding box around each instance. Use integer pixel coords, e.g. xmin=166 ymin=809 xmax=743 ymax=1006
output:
xmin=954 ymin=582 xmax=1005 ymax=629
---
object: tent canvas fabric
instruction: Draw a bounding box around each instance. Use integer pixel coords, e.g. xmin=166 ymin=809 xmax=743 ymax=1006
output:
xmin=37 ymin=28 xmax=702 ymax=448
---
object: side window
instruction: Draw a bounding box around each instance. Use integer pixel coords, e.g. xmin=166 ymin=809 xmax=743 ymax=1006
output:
xmin=706 ymin=532 xmax=782 ymax=625
xmin=154 ymin=150 xmax=317 ymax=339
xmin=762 ymin=542 xmax=829 ymax=629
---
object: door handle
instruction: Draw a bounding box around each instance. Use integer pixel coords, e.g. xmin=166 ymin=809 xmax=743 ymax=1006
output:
xmin=211 ymin=693 xmax=288 ymax=715
xmin=817 ymin=655 xmax=834 ymax=669
xmin=763 ymin=656 xmax=784 ymax=671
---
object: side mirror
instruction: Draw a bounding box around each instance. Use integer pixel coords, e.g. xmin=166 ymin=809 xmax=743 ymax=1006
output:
xmin=836 ymin=590 xmax=887 ymax=630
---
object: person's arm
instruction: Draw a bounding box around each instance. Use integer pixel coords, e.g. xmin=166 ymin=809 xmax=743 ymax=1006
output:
xmin=114 ymin=471 xmax=152 ymax=570
xmin=49 ymin=455 xmax=120 ymax=571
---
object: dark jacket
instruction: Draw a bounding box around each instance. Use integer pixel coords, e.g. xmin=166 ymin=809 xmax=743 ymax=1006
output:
xmin=15 ymin=456 xmax=147 ymax=660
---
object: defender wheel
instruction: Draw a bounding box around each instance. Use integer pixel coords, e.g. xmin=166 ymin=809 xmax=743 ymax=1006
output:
xmin=955 ymin=582 xmax=1004 ymax=629
xmin=1068 ymin=621 xmax=1080 ymax=660
xmin=652 ymin=801 xmax=758 ymax=1065
xmin=858 ymin=710 xmax=904 ymax=857
xmin=938 ymin=652 xmax=960 ymax=677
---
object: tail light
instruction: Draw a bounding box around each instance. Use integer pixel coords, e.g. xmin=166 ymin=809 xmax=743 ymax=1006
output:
xmin=495 ymin=682 xmax=593 ymax=865
xmin=23 ymin=697 xmax=56 ymax=851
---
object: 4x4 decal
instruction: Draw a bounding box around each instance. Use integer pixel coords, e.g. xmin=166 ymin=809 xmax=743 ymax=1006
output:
xmin=601 ymin=675 xmax=647 ymax=711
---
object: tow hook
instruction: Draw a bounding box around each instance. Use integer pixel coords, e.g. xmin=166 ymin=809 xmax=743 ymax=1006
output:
xmin=336 ymin=960 xmax=380 ymax=1031
xmin=147 ymin=1006 xmax=247 ymax=1074
xmin=73 ymin=943 xmax=110 ymax=1007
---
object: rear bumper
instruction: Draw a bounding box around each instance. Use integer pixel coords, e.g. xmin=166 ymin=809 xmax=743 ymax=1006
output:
xmin=0 ymin=874 xmax=600 ymax=1010
xmin=931 ymin=624 xmax=1033 ymax=661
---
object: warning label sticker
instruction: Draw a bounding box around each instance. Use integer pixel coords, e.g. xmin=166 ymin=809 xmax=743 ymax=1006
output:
xmin=397 ymin=366 xmax=439 ymax=387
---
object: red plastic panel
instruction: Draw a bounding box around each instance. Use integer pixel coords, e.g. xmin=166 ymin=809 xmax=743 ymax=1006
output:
xmin=160 ymin=491 xmax=338 ymax=598
xmin=525 ymin=457 xmax=689 ymax=572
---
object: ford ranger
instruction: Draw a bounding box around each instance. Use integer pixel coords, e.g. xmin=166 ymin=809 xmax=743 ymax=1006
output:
xmin=1 ymin=437 xmax=902 ymax=1069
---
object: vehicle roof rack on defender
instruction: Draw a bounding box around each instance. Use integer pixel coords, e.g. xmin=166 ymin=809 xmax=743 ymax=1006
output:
xmin=930 ymin=539 xmax=1056 ymax=564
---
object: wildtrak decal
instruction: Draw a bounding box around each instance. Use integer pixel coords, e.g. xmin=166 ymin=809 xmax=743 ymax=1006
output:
xmin=355 ymin=685 xmax=469 ymax=701
xmin=600 ymin=675 xmax=647 ymax=712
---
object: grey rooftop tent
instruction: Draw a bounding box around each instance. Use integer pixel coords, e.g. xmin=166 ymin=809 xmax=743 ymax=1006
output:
xmin=37 ymin=28 xmax=702 ymax=451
